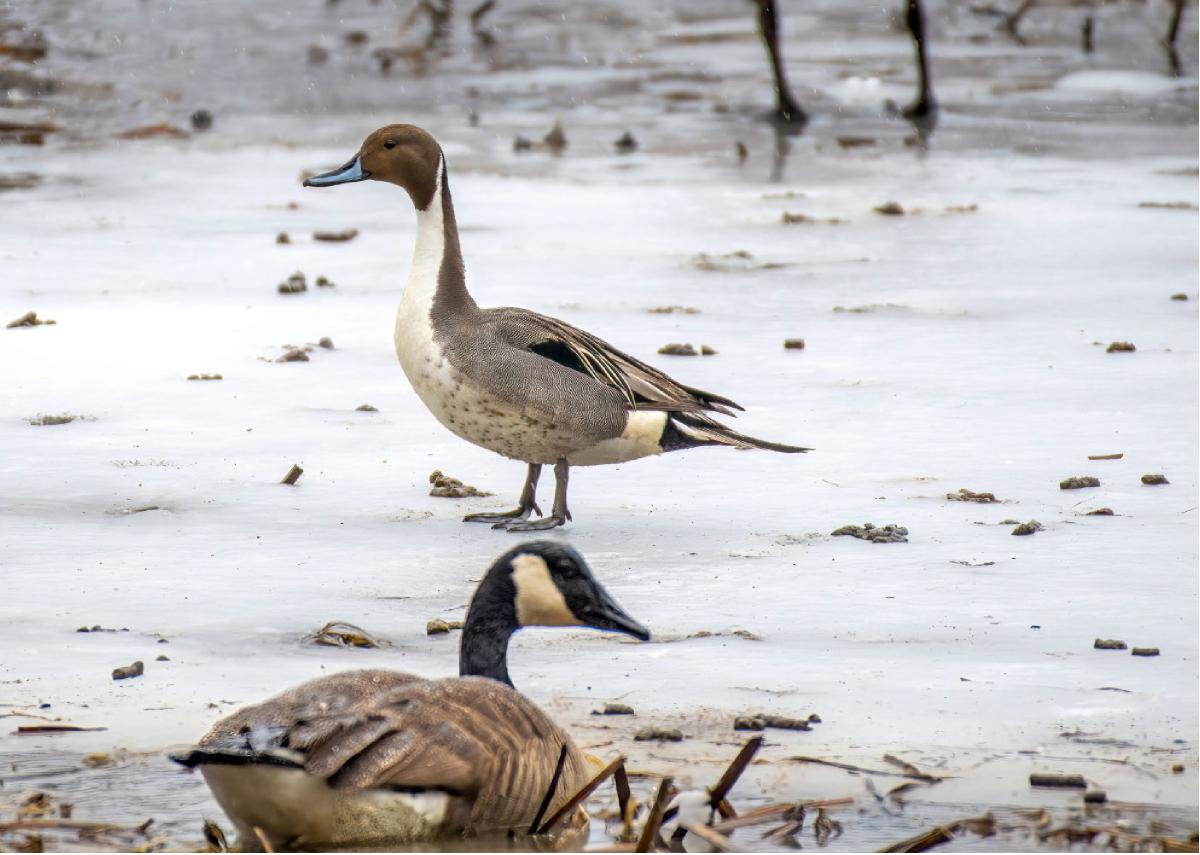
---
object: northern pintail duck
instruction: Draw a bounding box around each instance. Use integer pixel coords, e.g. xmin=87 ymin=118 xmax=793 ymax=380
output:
xmin=172 ymin=541 xmax=649 ymax=851
xmin=304 ymin=124 xmax=808 ymax=531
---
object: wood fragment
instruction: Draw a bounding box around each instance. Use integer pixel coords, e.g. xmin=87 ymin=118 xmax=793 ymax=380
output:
xmin=635 ymin=776 xmax=675 ymax=853
xmin=684 ymin=823 xmax=738 ymax=852
xmin=281 ymin=464 xmax=303 ymax=485
xmin=879 ymin=815 xmax=994 ymax=852
xmin=1088 ymin=453 xmax=1123 ymax=460
xmin=712 ymin=798 xmax=853 ymax=834
xmin=1030 ymin=773 xmax=1086 ymax=788
xmin=709 ymin=736 xmax=763 ymax=809
xmin=15 ymin=725 xmax=107 ymax=734
xmin=614 ymin=763 xmax=633 ymax=839
xmin=536 ymin=756 xmax=625 ymax=835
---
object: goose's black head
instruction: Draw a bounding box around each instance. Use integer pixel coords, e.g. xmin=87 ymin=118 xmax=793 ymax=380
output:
xmin=460 ymin=541 xmax=650 ymax=685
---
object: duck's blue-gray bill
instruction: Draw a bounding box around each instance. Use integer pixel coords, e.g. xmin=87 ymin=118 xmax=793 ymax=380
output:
xmin=304 ymin=156 xmax=370 ymax=187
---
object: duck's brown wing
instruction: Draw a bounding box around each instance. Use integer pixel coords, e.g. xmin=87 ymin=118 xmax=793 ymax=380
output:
xmin=484 ymin=307 xmax=744 ymax=416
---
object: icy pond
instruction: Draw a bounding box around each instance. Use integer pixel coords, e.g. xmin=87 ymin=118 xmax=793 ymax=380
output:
xmin=1 ymin=0 xmax=1197 ymax=850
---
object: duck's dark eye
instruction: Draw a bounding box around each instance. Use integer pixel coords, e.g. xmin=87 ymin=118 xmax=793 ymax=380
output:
xmin=383 ymin=140 xmax=397 ymax=150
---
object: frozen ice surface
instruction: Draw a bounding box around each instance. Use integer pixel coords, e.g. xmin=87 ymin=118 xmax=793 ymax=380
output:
xmin=0 ymin=0 xmax=1196 ymax=848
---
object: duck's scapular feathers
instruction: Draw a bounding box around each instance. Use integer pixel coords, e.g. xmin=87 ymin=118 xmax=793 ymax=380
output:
xmin=172 ymin=542 xmax=649 ymax=851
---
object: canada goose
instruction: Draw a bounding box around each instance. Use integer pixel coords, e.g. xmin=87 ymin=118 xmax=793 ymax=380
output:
xmin=303 ymin=124 xmax=808 ymax=531
xmin=172 ymin=541 xmax=649 ymax=851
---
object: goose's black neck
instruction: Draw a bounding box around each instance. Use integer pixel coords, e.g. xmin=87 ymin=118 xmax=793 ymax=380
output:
xmin=458 ymin=566 xmax=520 ymax=686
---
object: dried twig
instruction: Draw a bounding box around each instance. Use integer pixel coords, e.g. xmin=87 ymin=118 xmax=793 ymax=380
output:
xmin=787 ymin=755 xmax=941 ymax=782
xmin=684 ymin=822 xmax=738 ymax=852
xmin=879 ymin=815 xmax=994 ymax=853
xmin=712 ymin=798 xmax=853 ymax=834
xmin=709 ymin=736 xmax=763 ymax=815
xmin=0 ymin=819 xmax=151 ymax=835
xmin=528 ymin=743 xmax=569 ymax=834
xmin=536 ymin=756 xmax=625 ymax=835
xmin=635 ymin=776 xmax=675 ymax=853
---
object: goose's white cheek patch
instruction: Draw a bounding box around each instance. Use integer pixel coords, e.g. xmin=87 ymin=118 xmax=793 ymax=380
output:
xmin=511 ymin=554 xmax=583 ymax=627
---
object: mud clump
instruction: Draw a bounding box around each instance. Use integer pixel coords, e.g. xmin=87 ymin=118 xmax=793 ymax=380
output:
xmin=276 ymin=232 xmax=290 ymax=244
xmin=873 ymin=201 xmax=905 ymax=216
xmin=634 ymin=726 xmax=683 ymax=742
xmin=593 ymin=702 xmax=635 ymax=716
xmin=277 ymin=348 xmax=309 ymax=363
xmin=1093 ymin=638 xmax=1127 ymax=650
xmin=112 ymin=661 xmax=144 ymax=680
xmin=948 ymin=488 xmax=998 ymax=503
xmin=781 ymin=212 xmax=846 ymax=225
xmin=658 ymin=343 xmax=698 ymax=356
xmin=428 ymin=469 xmax=493 ymax=498
xmin=1137 ymin=201 xmax=1197 ymax=210
xmin=1106 ymin=341 xmax=1136 ymax=353
xmin=832 ymin=523 xmax=908 ymax=543
xmin=783 ymin=338 xmax=805 ymax=350
xmin=514 ymin=120 xmax=567 ymax=154
xmin=736 ymin=713 xmax=814 ymax=732
xmin=355 ymin=403 xmax=378 ymax=412
xmin=836 ymin=135 xmax=876 ymax=149
xmin=1085 ymin=508 xmax=1114 ymax=516
xmin=1131 ymin=647 xmax=1160 ymax=657
xmin=7 ymin=310 xmax=55 ymax=328
xmin=306 ymin=621 xmax=380 ymax=648
xmin=700 ymin=345 xmax=717 ymax=356
xmin=277 ymin=271 xmax=307 ymax=294
xmin=1011 ymin=520 xmax=1043 ymax=536
xmin=313 ymin=228 xmax=359 ymax=242
xmin=690 ymin=250 xmax=788 ymax=272
xmin=426 ymin=618 xmax=464 ymax=635
xmin=186 ymin=373 xmax=222 ymax=381
xmin=318 ymin=337 xmax=334 ymax=349
xmin=734 ymin=715 xmax=764 ymax=731
xmin=1170 ymin=293 xmax=1188 ymax=301
xmin=27 ymin=413 xmax=84 ymax=426
xmin=1141 ymin=473 xmax=1169 ymax=485
xmin=315 ymin=275 xmax=335 ymax=288
xmin=1060 ymin=476 xmax=1100 ymax=490
xmin=647 ymin=305 xmax=700 ymax=314
xmin=614 ymin=131 xmax=637 ymax=153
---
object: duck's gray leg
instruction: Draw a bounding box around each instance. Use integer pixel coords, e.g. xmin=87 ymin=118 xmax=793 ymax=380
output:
xmin=463 ymin=463 xmax=542 ymax=524
xmin=497 ymin=459 xmax=570 ymax=532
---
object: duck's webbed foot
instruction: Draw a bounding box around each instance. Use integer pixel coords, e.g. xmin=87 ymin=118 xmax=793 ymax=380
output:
xmin=493 ymin=513 xmax=568 ymax=532
xmin=463 ymin=504 xmax=541 ymax=524
xmin=463 ymin=463 xmax=542 ymax=525
xmin=497 ymin=458 xmax=571 ymax=533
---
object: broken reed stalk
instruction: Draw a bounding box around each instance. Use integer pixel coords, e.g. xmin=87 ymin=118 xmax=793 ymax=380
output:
xmin=528 ymin=743 xmax=570 ymax=834
xmin=0 ymin=819 xmax=151 ymax=835
xmin=614 ymin=762 xmax=633 ymax=836
xmin=879 ymin=816 xmax=994 ymax=853
xmin=708 ymin=735 xmax=763 ymax=815
xmin=635 ymin=776 xmax=675 ymax=853
xmin=281 ymin=464 xmax=303 ymax=485
xmin=252 ymin=826 xmax=275 ymax=853
xmin=684 ymin=823 xmax=738 ymax=852
xmin=711 ymin=798 xmax=854 ymax=834
xmin=787 ymin=755 xmax=942 ymax=783
xmin=536 ymin=756 xmax=625 ymax=835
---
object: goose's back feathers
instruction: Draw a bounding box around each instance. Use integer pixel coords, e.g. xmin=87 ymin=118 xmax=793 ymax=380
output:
xmin=190 ymin=670 xmax=592 ymax=845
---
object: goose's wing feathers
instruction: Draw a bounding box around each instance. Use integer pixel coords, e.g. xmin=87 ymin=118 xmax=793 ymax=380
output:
xmin=485 ymin=307 xmax=743 ymax=416
xmin=199 ymin=672 xmax=588 ymax=831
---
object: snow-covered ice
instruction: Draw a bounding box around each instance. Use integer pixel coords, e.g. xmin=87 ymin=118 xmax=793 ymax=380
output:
xmin=0 ymin=0 xmax=1196 ymax=849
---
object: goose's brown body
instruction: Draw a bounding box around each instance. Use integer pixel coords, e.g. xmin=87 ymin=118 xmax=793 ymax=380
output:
xmin=196 ymin=670 xmax=591 ymax=849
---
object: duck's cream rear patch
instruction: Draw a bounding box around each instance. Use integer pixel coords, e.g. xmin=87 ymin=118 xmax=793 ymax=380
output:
xmin=512 ymin=554 xmax=581 ymax=627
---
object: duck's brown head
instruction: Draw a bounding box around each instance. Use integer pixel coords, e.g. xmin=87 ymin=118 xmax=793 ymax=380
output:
xmin=303 ymin=124 xmax=442 ymax=210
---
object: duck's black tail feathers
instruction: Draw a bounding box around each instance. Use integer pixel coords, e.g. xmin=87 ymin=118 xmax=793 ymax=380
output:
xmin=661 ymin=412 xmax=810 ymax=454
